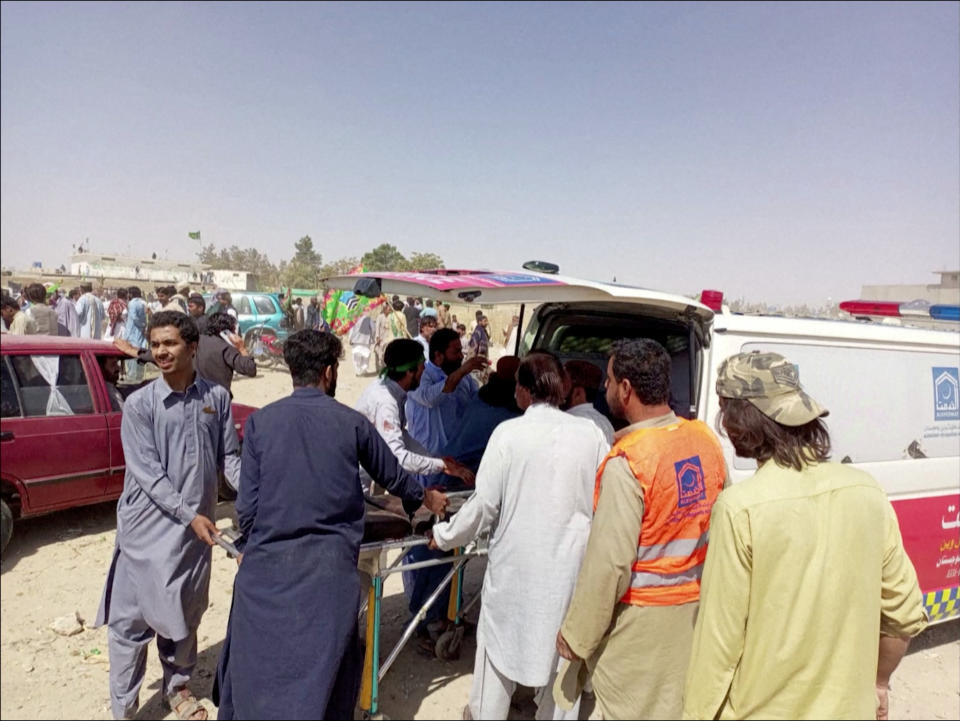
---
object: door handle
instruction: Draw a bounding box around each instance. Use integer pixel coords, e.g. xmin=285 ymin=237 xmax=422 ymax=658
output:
xmin=0 ymin=431 xmax=14 ymax=441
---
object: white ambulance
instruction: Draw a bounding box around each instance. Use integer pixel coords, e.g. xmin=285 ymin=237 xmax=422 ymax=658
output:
xmin=324 ymin=268 xmax=960 ymax=623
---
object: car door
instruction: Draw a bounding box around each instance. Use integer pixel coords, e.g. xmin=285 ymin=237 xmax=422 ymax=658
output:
xmin=90 ymin=351 xmax=128 ymax=499
xmin=2 ymin=352 xmax=111 ymax=515
xmin=234 ymin=294 xmax=254 ymax=335
xmin=252 ymin=294 xmax=280 ymax=331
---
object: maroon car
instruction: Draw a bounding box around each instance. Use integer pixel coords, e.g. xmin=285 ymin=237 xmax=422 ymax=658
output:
xmin=0 ymin=333 xmax=256 ymax=554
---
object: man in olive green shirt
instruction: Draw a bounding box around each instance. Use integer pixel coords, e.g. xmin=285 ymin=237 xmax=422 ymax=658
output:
xmin=682 ymin=351 xmax=928 ymax=720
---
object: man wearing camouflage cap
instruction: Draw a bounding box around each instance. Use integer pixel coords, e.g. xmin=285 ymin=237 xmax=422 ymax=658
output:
xmin=682 ymin=351 xmax=928 ymax=720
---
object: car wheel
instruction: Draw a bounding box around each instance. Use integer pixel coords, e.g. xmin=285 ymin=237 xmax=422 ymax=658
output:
xmin=1 ymin=499 xmax=13 ymax=556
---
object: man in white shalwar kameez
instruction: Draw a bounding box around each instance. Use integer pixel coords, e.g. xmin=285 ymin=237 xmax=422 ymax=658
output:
xmin=430 ymin=351 xmax=610 ymax=720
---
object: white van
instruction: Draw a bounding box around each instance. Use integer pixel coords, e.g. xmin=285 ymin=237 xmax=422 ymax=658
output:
xmin=325 ymin=269 xmax=960 ymax=623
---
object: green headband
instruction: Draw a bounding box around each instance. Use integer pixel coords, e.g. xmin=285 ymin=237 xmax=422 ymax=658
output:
xmin=379 ymin=355 xmax=425 ymax=379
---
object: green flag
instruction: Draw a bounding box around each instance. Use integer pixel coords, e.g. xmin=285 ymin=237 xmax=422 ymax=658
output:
xmin=188 ymin=231 xmax=201 ymax=240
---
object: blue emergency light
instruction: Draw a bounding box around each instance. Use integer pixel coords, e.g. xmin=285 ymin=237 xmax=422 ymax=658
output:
xmin=930 ymin=305 xmax=960 ymax=322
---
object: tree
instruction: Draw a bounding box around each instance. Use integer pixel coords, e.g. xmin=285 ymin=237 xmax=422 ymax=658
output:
xmin=196 ymin=243 xmax=280 ymax=289
xmin=281 ymin=235 xmax=324 ymax=289
xmin=319 ymin=256 xmax=361 ymax=278
xmin=197 ymin=243 xmax=220 ymax=266
xmin=292 ymin=235 xmax=322 ymax=269
xmin=406 ymin=252 xmax=445 ymax=270
xmin=361 ymin=243 xmax=409 ymax=272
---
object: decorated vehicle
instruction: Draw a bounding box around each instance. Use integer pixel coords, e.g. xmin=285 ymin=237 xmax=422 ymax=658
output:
xmin=0 ymin=334 xmax=256 ymax=555
xmin=322 ymin=267 xmax=960 ymax=624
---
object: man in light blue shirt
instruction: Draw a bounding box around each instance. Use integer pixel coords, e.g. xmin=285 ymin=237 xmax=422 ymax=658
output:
xmin=75 ymin=282 xmax=106 ymax=339
xmin=95 ymin=311 xmax=240 ymax=720
xmin=405 ymin=327 xmax=488 ymax=455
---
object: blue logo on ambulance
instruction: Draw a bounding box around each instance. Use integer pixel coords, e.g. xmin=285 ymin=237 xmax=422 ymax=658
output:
xmin=932 ymin=368 xmax=959 ymax=421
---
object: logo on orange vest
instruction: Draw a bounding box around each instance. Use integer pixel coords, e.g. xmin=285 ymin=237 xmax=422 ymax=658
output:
xmin=674 ymin=455 xmax=706 ymax=508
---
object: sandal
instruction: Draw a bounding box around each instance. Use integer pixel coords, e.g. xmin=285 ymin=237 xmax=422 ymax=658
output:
xmin=163 ymin=688 xmax=208 ymax=721
xmin=416 ymin=636 xmax=436 ymax=658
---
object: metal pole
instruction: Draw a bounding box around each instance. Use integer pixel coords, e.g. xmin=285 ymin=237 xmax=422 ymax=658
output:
xmin=359 ymin=537 xmax=429 ymax=554
xmin=378 ymin=558 xmax=467 ymax=682
xmin=371 ymin=574 xmax=383 ymax=715
xmin=379 ymin=556 xmax=466 ymax=575
xmin=457 ymin=583 xmax=482 ymax=620
xmin=514 ymin=303 xmax=525 ymax=355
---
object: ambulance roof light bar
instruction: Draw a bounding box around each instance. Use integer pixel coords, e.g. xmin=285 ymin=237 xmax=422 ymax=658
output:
xmin=839 ymin=300 xmax=960 ymax=322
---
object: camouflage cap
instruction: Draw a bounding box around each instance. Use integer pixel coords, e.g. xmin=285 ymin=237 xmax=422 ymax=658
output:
xmin=716 ymin=351 xmax=828 ymax=426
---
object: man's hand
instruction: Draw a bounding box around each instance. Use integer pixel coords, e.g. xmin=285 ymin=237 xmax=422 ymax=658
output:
xmin=423 ymin=487 xmax=449 ymax=519
xmin=461 ymin=356 xmax=489 ymax=374
xmin=189 ymin=514 xmax=220 ymax=546
xmin=425 ymin=529 xmax=438 ymax=551
xmin=113 ymin=337 xmax=139 ymax=358
xmin=556 ymin=630 xmax=581 ymax=662
xmin=442 ymin=457 xmax=476 ymax=486
xmin=230 ymin=333 xmax=250 ymax=356
xmin=444 ymin=356 xmax=489 ymax=393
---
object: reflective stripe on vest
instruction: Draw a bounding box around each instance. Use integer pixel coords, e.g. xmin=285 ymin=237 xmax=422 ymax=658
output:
xmin=636 ymin=531 xmax=709 ymax=562
xmin=630 ymin=562 xmax=704 ymax=588
xmin=595 ymin=417 xmax=725 ymax=608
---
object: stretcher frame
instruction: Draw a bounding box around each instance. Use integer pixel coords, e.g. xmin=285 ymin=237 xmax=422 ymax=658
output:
xmin=357 ymin=491 xmax=486 ymax=718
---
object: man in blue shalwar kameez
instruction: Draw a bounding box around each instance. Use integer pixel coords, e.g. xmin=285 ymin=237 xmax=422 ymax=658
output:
xmin=214 ymin=330 xmax=449 ymax=720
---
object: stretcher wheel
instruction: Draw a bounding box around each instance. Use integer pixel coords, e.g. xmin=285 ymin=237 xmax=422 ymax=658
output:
xmin=434 ymin=625 xmax=465 ymax=661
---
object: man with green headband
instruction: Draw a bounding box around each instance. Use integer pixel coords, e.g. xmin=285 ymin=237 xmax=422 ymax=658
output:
xmin=355 ymin=338 xmax=474 ymax=492
xmin=355 ymin=338 xmax=475 ymax=652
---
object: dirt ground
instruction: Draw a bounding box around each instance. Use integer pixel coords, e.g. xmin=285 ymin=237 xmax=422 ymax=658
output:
xmin=1 ymin=344 xmax=958 ymax=720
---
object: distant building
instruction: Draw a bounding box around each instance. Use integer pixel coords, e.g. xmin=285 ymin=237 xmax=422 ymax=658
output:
xmin=68 ymin=253 xmax=255 ymax=290
xmin=861 ymin=270 xmax=960 ymax=305
xmin=207 ymin=268 xmax=258 ymax=291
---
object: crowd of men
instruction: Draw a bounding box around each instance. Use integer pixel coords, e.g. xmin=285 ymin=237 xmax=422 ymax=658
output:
xmin=4 ymin=282 xmax=929 ymax=720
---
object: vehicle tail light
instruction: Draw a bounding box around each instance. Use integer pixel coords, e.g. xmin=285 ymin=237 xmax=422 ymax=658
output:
xmin=700 ymin=289 xmax=723 ymax=311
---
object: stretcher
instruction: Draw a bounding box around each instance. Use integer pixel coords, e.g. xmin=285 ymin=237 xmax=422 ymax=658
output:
xmin=216 ymin=490 xmax=484 ymax=719
xmin=357 ymin=490 xmax=485 ymax=718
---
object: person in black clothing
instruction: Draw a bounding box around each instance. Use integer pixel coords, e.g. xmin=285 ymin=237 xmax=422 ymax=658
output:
xmin=403 ymin=296 xmax=421 ymax=337
xmin=114 ymin=312 xmax=256 ymax=398
xmin=198 ymin=312 xmax=257 ymax=395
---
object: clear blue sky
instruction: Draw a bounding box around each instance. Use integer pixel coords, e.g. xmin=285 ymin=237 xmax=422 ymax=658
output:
xmin=2 ymin=1 xmax=957 ymax=305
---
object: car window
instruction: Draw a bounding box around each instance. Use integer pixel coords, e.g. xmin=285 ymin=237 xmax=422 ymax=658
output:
xmin=8 ymin=355 xmax=95 ymax=417
xmin=236 ymin=295 xmax=252 ymax=315
xmin=253 ymin=295 xmax=275 ymax=315
xmin=94 ymin=354 xmax=124 ymax=412
xmin=1 ymin=357 xmax=22 ymax=418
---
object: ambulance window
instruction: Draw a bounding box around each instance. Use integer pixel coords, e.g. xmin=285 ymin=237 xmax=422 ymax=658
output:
xmin=535 ymin=315 xmax=698 ymax=419
xmin=739 ymin=343 xmax=960 ymax=464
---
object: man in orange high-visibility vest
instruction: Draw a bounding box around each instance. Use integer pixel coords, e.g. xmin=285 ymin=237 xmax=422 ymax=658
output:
xmin=555 ymin=339 xmax=726 ymax=719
